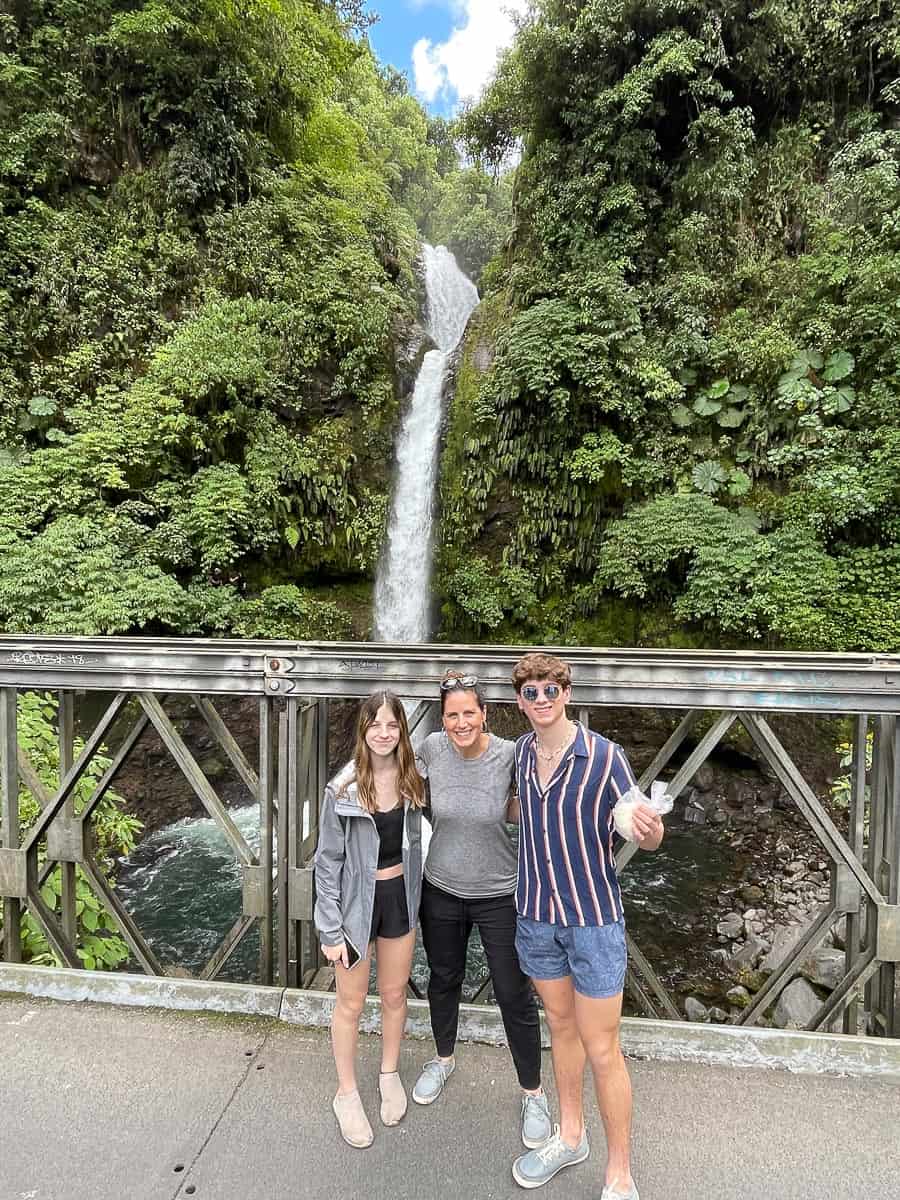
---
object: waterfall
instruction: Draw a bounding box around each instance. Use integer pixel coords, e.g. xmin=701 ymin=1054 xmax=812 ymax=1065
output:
xmin=373 ymin=244 xmax=479 ymax=643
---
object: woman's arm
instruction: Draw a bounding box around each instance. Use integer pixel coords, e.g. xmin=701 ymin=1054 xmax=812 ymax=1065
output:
xmin=422 ymin=778 xmax=433 ymax=825
xmin=504 ymin=739 xmax=520 ymax=823
xmin=314 ymin=786 xmax=349 ymax=964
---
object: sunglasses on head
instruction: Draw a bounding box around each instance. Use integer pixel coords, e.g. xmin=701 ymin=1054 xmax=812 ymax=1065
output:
xmin=520 ymin=683 xmax=563 ymax=702
xmin=440 ymin=673 xmax=478 ymax=691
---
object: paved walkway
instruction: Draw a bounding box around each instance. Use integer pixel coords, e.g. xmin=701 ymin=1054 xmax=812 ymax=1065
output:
xmin=2 ymin=993 xmax=899 ymax=1200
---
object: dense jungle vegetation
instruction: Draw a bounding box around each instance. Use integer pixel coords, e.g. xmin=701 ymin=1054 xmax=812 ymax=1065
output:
xmin=3 ymin=0 xmax=900 ymax=654
xmin=439 ymin=0 xmax=900 ymax=651
xmin=0 ymin=0 xmax=506 ymax=638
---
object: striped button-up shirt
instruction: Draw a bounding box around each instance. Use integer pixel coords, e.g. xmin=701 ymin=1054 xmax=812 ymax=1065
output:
xmin=514 ymin=723 xmax=637 ymax=926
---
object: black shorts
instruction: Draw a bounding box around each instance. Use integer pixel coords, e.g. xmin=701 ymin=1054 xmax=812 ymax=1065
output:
xmin=369 ymin=875 xmax=411 ymax=941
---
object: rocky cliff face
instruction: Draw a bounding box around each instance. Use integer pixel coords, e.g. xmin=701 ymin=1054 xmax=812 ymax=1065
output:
xmin=112 ymin=697 xmax=360 ymax=838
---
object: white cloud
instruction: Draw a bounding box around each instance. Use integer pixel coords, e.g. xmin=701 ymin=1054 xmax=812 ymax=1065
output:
xmin=412 ymin=1 xmax=529 ymax=107
xmin=412 ymin=37 xmax=446 ymax=103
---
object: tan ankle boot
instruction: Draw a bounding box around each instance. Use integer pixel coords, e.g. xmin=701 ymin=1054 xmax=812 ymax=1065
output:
xmin=333 ymin=1089 xmax=374 ymax=1148
xmin=378 ymin=1070 xmax=407 ymax=1126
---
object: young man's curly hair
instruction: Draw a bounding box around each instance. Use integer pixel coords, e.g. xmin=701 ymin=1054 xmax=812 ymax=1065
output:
xmin=511 ymin=653 xmax=572 ymax=694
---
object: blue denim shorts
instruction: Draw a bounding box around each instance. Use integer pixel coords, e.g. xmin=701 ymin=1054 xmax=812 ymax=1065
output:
xmin=515 ymin=916 xmax=627 ymax=999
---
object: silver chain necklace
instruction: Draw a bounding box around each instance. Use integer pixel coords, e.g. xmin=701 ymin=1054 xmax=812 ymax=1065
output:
xmin=535 ymin=721 xmax=575 ymax=763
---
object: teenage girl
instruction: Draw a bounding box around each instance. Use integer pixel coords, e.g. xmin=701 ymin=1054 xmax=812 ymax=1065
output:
xmin=314 ymin=691 xmax=426 ymax=1148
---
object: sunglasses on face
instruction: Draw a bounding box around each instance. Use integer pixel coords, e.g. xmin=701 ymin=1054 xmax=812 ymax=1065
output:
xmin=520 ymin=683 xmax=563 ymax=703
xmin=440 ymin=673 xmax=478 ymax=691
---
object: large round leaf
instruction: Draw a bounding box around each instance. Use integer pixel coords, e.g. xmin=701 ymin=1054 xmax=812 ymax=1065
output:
xmin=823 ymin=350 xmax=854 ymax=382
xmin=671 ymin=404 xmax=695 ymax=427
xmin=727 ymin=469 xmax=752 ymax=497
xmin=28 ymin=395 xmax=57 ymax=416
xmin=692 ymin=460 xmax=727 ymax=494
xmin=717 ymin=406 xmax=745 ymax=427
xmin=693 ymin=395 xmax=722 ymax=416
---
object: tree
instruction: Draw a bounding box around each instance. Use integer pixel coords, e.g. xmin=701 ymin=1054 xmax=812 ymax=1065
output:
xmin=0 ymin=0 xmax=443 ymax=638
xmin=439 ymin=0 xmax=900 ymax=650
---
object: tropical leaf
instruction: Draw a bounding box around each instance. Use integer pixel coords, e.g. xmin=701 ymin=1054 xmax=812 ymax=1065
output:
xmin=693 ymin=395 xmax=722 ymax=416
xmin=823 ymin=350 xmax=854 ymax=382
xmin=727 ymin=469 xmax=752 ymax=496
xmin=736 ymin=506 xmax=762 ymax=531
xmin=825 ymin=386 xmax=855 ymax=414
xmin=777 ymin=375 xmax=815 ymax=407
xmin=671 ymin=404 xmax=695 ymax=427
xmin=28 ymin=395 xmax=57 ymax=417
xmin=790 ymin=349 xmax=824 ymax=373
xmin=717 ymin=406 xmax=745 ymax=427
xmin=692 ymin=460 xmax=728 ymax=494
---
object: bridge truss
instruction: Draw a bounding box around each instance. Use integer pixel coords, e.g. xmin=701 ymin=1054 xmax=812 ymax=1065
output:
xmin=1 ymin=636 xmax=898 ymax=1037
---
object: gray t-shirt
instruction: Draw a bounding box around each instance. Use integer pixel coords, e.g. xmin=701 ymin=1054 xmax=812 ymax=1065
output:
xmin=416 ymin=731 xmax=517 ymax=899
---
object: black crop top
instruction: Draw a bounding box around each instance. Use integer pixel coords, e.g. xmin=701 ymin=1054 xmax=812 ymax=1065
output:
xmin=372 ymin=805 xmax=403 ymax=869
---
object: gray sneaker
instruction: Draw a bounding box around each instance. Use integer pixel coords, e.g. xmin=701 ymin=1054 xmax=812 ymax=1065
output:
xmin=512 ymin=1124 xmax=589 ymax=1188
xmin=601 ymin=1185 xmax=639 ymax=1200
xmin=520 ymin=1092 xmax=552 ymax=1148
xmin=412 ymin=1056 xmax=455 ymax=1105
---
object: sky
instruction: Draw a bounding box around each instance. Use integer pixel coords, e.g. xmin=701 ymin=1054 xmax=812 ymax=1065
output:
xmin=365 ymin=0 xmax=529 ymax=116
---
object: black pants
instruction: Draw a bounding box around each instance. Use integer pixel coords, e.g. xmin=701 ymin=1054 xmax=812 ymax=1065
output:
xmin=419 ymin=878 xmax=541 ymax=1090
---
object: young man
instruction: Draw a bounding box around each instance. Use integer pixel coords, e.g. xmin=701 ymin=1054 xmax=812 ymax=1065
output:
xmin=510 ymin=652 xmax=664 ymax=1200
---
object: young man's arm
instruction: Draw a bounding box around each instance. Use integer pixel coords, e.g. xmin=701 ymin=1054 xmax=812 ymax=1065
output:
xmin=631 ymin=805 xmax=664 ymax=851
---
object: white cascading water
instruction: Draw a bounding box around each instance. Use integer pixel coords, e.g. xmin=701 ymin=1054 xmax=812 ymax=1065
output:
xmin=115 ymin=248 xmax=483 ymax=980
xmin=373 ymin=244 xmax=479 ymax=643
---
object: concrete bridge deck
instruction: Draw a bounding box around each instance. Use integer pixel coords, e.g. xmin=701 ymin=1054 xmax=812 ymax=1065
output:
xmin=2 ymin=993 xmax=899 ymax=1200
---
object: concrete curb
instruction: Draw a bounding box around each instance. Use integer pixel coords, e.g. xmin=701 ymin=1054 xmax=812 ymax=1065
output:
xmin=278 ymin=989 xmax=527 ymax=1046
xmin=619 ymin=1015 xmax=900 ymax=1077
xmin=4 ymin=963 xmax=900 ymax=1078
xmin=0 ymin=963 xmax=283 ymax=1017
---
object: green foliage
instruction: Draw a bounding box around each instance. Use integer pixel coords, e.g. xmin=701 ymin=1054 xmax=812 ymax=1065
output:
xmin=831 ymin=729 xmax=873 ymax=811
xmin=1 ymin=693 xmax=140 ymax=969
xmin=231 ymin=585 xmax=352 ymax=640
xmin=438 ymin=0 xmax=900 ymax=651
xmin=443 ymin=557 xmax=536 ymax=635
xmin=424 ymin=167 xmax=513 ymax=286
xmin=0 ymin=0 xmax=442 ymax=637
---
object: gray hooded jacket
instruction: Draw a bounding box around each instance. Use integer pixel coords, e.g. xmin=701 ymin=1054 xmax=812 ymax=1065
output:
xmin=313 ymin=765 xmax=423 ymax=967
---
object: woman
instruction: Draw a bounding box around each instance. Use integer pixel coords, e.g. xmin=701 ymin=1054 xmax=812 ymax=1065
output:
xmin=412 ymin=670 xmax=550 ymax=1149
xmin=314 ymin=691 xmax=425 ymax=1149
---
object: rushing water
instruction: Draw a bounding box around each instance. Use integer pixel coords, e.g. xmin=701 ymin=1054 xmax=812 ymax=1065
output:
xmin=116 ymin=805 xmax=262 ymax=980
xmin=374 ymin=243 xmax=479 ymax=643
xmin=115 ymin=797 xmax=733 ymax=995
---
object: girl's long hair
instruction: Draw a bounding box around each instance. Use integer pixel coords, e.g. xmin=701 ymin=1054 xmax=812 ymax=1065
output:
xmin=350 ymin=691 xmax=425 ymax=813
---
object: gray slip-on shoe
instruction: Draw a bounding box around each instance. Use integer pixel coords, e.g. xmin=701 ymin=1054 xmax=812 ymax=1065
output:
xmin=520 ymin=1091 xmax=552 ymax=1148
xmin=512 ymin=1124 xmax=589 ymax=1188
xmin=412 ymin=1056 xmax=455 ymax=1105
xmin=601 ymin=1184 xmax=639 ymax=1200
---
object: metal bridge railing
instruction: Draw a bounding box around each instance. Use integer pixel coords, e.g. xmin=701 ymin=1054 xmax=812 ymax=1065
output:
xmin=1 ymin=636 xmax=899 ymax=1036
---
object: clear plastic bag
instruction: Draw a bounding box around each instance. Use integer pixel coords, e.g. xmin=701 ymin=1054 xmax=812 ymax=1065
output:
xmin=612 ymin=781 xmax=673 ymax=842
